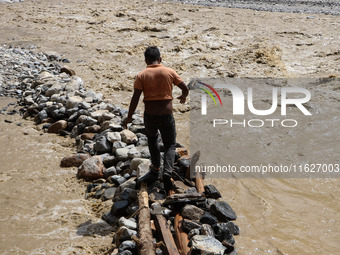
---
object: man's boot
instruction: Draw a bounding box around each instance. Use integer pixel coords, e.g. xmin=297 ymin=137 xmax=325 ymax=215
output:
xmin=136 ymin=166 xmax=160 ymax=189
xmin=163 ymin=172 xmax=174 ymax=194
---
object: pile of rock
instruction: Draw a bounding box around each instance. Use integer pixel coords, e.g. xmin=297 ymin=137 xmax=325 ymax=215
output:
xmin=159 ymin=0 xmax=340 ymax=15
xmin=0 ymin=0 xmax=24 ymax=4
xmin=0 ymin=45 xmax=239 ymax=254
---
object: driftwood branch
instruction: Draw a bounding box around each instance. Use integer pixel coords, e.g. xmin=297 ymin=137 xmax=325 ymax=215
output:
xmin=154 ymin=214 xmax=180 ymax=255
xmin=174 ymin=213 xmax=190 ymax=255
xmin=195 ymin=171 xmax=205 ymax=194
xmin=189 ymin=151 xmax=204 ymax=194
xmin=138 ymin=183 xmax=155 ymax=255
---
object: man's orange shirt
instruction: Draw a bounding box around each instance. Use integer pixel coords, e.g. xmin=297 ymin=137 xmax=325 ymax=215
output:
xmin=134 ymin=64 xmax=183 ymax=101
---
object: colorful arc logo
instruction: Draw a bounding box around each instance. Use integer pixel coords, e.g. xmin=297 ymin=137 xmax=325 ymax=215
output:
xmin=198 ymin=82 xmax=223 ymax=106
xmin=189 ymin=80 xmax=223 ymax=115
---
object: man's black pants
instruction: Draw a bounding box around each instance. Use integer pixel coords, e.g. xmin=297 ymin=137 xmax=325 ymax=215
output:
xmin=143 ymin=112 xmax=176 ymax=177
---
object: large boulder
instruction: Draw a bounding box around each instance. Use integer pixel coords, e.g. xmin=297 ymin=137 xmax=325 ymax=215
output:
xmin=76 ymin=115 xmax=97 ymax=126
xmin=102 ymin=187 xmax=117 ymax=201
xmin=60 ymin=153 xmax=90 ymax=167
xmin=60 ymin=66 xmax=76 ymax=76
xmin=65 ymin=76 xmax=83 ymax=92
xmin=213 ymin=224 xmax=235 ymax=244
xmin=66 ymin=96 xmax=82 ymax=108
xmin=94 ymin=134 xmax=112 ymax=154
xmin=204 ymin=184 xmax=222 ymax=199
xmin=110 ymin=200 xmax=129 ymax=216
xmin=128 ymin=146 xmax=150 ymax=159
xmin=84 ymin=124 xmax=101 ymax=133
xmin=47 ymin=120 xmax=68 ymax=134
xmin=77 ymin=156 xmax=105 ymax=181
xmin=118 ymin=217 xmax=137 ymax=230
xmin=115 ymin=148 xmax=130 ymax=161
xmin=182 ymin=204 xmax=205 ymax=221
xmin=113 ymin=226 xmax=137 ymax=242
xmin=90 ymin=109 xmax=108 ymax=119
xmin=80 ymin=133 xmax=95 ymax=140
xmin=45 ymin=82 xmax=64 ymax=97
xmin=103 ymin=166 xmax=117 ymax=178
xmin=189 ymin=235 xmax=226 ymax=255
xmin=120 ymin=129 xmax=138 ymax=144
xmin=201 ymin=224 xmax=215 ymax=237
xmin=112 ymin=179 xmax=136 ymax=202
xmin=182 ymin=219 xmax=202 ymax=233
xmin=119 ymin=240 xmax=137 ymax=253
xmin=214 ymin=222 xmax=240 ymax=236
xmin=130 ymin=158 xmax=150 ymax=171
xmin=200 ymin=211 xmax=219 ymax=225
xmin=211 ymin=201 xmax=237 ymax=221
xmin=107 ymin=131 xmax=122 ymax=143
xmin=137 ymin=162 xmax=151 ymax=178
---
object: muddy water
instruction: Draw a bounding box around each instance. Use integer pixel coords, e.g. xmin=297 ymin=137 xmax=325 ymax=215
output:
xmin=190 ymin=78 xmax=340 ymax=254
xmin=1 ymin=96 xmax=339 ymax=255
xmin=210 ymin=177 xmax=339 ymax=254
xmin=0 ymin=98 xmax=114 ymax=254
xmin=0 ymin=0 xmax=339 ymax=254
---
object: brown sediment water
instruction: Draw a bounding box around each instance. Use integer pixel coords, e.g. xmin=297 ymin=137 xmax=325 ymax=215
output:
xmin=188 ymin=78 xmax=340 ymax=254
xmin=0 ymin=0 xmax=339 ymax=254
xmin=0 ymin=98 xmax=114 ymax=254
xmin=209 ymin=177 xmax=339 ymax=254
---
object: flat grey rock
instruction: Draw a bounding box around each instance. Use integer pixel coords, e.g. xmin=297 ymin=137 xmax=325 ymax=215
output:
xmin=189 ymin=235 xmax=225 ymax=255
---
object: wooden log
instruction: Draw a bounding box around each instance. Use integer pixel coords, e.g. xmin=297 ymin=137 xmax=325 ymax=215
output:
xmin=154 ymin=214 xmax=180 ymax=255
xmin=195 ymin=171 xmax=205 ymax=194
xmin=138 ymin=183 xmax=155 ymax=255
xmin=188 ymin=151 xmax=200 ymax=179
xmin=187 ymin=151 xmax=204 ymax=193
xmin=163 ymin=193 xmax=205 ymax=205
xmin=174 ymin=213 xmax=190 ymax=255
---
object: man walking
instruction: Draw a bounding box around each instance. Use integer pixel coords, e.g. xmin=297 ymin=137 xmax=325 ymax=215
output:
xmin=123 ymin=46 xmax=189 ymax=193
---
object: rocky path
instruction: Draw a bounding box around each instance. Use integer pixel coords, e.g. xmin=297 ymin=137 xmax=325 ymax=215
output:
xmin=159 ymin=0 xmax=340 ymax=15
xmin=0 ymin=44 xmax=240 ymax=254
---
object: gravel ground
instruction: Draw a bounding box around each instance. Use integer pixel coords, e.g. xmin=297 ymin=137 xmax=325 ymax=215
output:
xmin=158 ymin=0 xmax=340 ymax=15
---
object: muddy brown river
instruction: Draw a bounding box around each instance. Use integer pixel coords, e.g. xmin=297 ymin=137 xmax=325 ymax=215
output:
xmin=0 ymin=0 xmax=339 ymax=254
xmin=0 ymin=98 xmax=115 ymax=254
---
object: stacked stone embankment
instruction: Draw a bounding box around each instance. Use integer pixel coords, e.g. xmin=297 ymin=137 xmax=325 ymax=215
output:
xmin=0 ymin=45 xmax=239 ymax=255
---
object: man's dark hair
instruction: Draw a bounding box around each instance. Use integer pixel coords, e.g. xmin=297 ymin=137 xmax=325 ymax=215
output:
xmin=144 ymin=46 xmax=161 ymax=62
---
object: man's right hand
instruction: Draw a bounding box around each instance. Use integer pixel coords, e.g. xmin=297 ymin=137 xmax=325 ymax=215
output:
xmin=177 ymin=95 xmax=187 ymax=104
xmin=177 ymin=81 xmax=189 ymax=104
xmin=123 ymin=116 xmax=133 ymax=129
